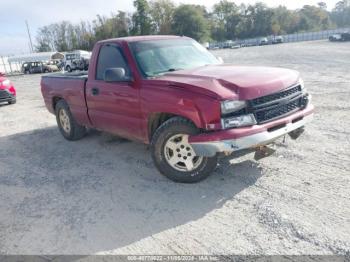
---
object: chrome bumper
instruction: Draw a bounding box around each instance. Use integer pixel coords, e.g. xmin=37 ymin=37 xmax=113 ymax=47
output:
xmin=190 ymin=114 xmax=313 ymax=157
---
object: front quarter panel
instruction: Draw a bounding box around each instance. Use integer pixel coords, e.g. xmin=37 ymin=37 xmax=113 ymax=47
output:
xmin=140 ymin=80 xmax=222 ymax=142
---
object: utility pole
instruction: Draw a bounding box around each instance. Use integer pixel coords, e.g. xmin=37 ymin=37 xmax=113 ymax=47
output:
xmin=25 ymin=20 xmax=34 ymax=53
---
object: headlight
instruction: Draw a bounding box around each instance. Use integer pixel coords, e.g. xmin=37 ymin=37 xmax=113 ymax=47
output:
xmin=1 ymin=79 xmax=10 ymax=86
xmin=221 ymin=100 xmax=246 ymax=114
xmin=222 ymin=114 xmax=257 ymax=129
xmin=299 ymin=78 xmax=307 ymax=94
xmin=299 ymin=78 xmax=304 ymax=88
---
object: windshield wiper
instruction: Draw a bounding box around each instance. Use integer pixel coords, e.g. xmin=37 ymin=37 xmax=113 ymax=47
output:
xmin=150 ymin=68 xmax=184 ymax=76
xmin=167 ymin=68 xmax=183 ymax=72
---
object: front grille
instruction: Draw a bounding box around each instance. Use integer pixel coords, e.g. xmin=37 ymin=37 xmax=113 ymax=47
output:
xmin=248 ymin=84 xmax=307 ymax=124
xmin=251 ymin=85 xmax=302 ymax=107
xmin=255 ymin=98 xmax=300 ymax=123
xmin=0 ymin=90 xmax=10 ymax=100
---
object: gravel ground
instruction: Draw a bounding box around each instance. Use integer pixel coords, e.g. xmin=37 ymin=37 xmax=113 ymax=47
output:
xmin=0 ymin=40 xmax=349 ymax=255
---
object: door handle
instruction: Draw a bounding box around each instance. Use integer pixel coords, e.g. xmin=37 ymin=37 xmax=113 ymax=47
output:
xmin=92 ymin=87 xmax=99 ymax=96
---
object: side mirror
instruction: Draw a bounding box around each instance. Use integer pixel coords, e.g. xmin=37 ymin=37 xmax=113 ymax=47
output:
xmin=104 ymin=68 xmax=131 ymax=82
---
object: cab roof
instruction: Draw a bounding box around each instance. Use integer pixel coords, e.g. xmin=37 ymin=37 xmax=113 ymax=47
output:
xmin=98 ymin=35 xmax=189 ymax=44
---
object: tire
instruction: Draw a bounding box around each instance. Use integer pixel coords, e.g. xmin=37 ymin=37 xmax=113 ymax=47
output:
xmin=66 ymin=66 xmax=72 ymax=72
xmin=55 ymin=100 xmax=86 ymax=141
xmin=8 ymin=99 xmax=16 ymax=105
xmin=151 ymin=117 xmax=218 ymax=183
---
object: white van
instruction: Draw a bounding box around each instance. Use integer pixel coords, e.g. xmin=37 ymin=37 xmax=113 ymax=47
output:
xmin=63 ymin=50 xmax=91 ymax=72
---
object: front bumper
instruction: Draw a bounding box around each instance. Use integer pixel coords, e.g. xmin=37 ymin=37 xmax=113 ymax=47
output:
xmin=190 ymin=104 xmax=314 ymax=157
xmin=0 ymin=89 xmax=16 ymax=103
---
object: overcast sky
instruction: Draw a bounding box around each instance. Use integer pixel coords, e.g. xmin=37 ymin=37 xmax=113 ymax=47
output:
xmin=0 ymin=0 xmax=340 ymax=55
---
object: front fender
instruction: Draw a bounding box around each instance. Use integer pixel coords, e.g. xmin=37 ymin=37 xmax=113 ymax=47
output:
xmin=141 ymin=83 xmax=222 ymax=142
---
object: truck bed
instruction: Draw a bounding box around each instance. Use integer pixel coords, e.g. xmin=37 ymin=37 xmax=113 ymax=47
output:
xmin=41 ymin=71 xmax=90 ymax=126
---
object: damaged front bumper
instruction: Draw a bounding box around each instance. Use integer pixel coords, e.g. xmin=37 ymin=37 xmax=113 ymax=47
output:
xmin=189 ymin=104 xmax=314 ymax=157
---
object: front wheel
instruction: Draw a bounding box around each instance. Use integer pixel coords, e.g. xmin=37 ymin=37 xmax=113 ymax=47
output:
xmin=151 ymin=117 xmax=217 ymax=183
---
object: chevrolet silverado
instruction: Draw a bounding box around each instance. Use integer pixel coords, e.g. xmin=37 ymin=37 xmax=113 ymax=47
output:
xmin=41 ymin=35 xmax=314 ymax=183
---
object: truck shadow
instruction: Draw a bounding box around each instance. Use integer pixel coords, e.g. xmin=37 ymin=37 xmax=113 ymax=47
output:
xmin=0 ymin=127 xmax=263 ymax=254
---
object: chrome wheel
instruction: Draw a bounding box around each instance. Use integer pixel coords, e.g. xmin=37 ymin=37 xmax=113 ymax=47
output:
xmin=59 ymin=109 xmax=71 ymax=134
xmin=164 ymin=134 xmax=203 ymax=172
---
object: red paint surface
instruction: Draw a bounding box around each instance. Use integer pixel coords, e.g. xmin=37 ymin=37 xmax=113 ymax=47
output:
xmin=0 ymin=75 xmax=16 ymax=96
xmin=41 ymin=36 xmax=312 ymax=144
xmin=189 ymin=104 xmax=314 ymax=143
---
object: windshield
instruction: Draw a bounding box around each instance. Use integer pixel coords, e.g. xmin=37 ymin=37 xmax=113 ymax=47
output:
xmin=129 ymin=38 xmax=220 ymax=77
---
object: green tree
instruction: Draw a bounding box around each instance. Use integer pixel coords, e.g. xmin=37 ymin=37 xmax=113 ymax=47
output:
xmin=131 ymin=0 xmax=153 ymax=35
xmin=331 ymin=0 xmax=350 ymax=27
xmin=35 ymin=0 xmax=348 ymax=52
xmin=35 ymin=26 xmax=54 ymax=52
xmin=211 ymin=0 xmax=241 ymax=40
xmin=92 ymin=11 xmax=131 ymax=42
xmin=172 ymin=4 xmax=209 ymax=42
xmin=250 ymin=3 xmax=274 ymax=36
xmin=270 ymin=6 xmax=298 ymax=34
xmin=235 ymin=3 xmax=273 ymax=38
xmin=149 ymin=0 xmax=175 ymax=34
xmin=298 ymin=5 xmax=333 ymax=30
xmin=318 ymin=2 xmax=327 ymax=10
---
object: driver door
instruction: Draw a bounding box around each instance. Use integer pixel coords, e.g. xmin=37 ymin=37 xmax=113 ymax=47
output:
xmin=86 ymin=43 xmax=142 ymax=141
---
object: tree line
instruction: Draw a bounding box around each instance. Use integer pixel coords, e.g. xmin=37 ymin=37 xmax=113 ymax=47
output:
xmin=35 ymin=0 xmax=350 ymax=52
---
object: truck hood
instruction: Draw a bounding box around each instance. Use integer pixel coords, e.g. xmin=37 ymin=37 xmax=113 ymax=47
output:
xmin=158 ymin=64 xmax=300 ymax=100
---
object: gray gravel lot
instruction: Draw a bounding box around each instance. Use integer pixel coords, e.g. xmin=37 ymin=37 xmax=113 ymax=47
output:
xmin=0 ymin=40 xmax=349 ymax=255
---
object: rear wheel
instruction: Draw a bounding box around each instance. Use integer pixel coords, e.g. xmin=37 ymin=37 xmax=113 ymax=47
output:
xmin=65 ymin=65 xmax=72 ymax=72
xmin=151 ymin=117 xmax=217 ymax=183
xmin=55 ymin=100 xmax=86 ymax=141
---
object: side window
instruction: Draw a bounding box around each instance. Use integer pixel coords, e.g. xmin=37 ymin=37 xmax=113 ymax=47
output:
xmin=96 ymin=44 xmax=130 ymax=81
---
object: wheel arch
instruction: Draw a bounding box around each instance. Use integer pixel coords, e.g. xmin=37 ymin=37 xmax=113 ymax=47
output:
xmin=52 ymin=96 xmax=64 ymax=111
xmin=148 ymin=112 xmax=198 ymax=141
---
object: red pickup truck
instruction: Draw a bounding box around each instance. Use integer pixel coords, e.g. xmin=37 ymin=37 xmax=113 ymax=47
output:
xmin=41 ymin=35 xmax=314 ymax=183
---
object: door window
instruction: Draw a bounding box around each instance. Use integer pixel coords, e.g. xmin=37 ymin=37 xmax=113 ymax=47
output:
xmin=96 ymin=44 xmax=130 ymax=80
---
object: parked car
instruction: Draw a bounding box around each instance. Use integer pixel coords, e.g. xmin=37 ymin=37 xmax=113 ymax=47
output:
xmin=329 ymin=33 xmax=343 ymax=41
xmin=22 ymin=61 xmax=59 ymax=74
xmin=0 ymin=72 xmax=16 ymax=104
xmin=43 ymin=60 xmax=61 ymax=72
xmin=272 ymin=36 xmax=284 ymax=44
xmin=41 ymin=35 xmax=314 ymax=183
xmin=259 ymin=37 xmax=269 ymax=45
xmin=223 ymin=40 xmax=234 ymax=49
xmin=208 ymin=45 xmax=220 ymax=50
xmin=63 ymin=50 xmax=91 ymax=72
xmin=329 ymin=32 xmax=350 ymax=42
xmin=22 ymin=62 xmax=43 ymax=74
xmin=341 ymin=32 xmax=350 ymax=41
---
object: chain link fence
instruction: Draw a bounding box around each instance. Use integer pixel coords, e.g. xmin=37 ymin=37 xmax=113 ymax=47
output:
xmin=209 ymin=27 xmax=350 ymax=48
xmin=0 ymin=56 xmax=22 ymax=75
